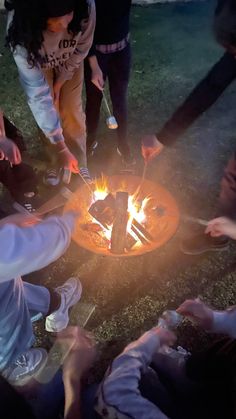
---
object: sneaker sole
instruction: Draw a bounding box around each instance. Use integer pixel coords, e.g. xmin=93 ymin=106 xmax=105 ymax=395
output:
xmin=12 ymin=349 xmax=48 ymax=387
xmin=180 ymin=243 xmax=229 ymax=256
xmin=45 ymin=278 xmax=83 ymax=333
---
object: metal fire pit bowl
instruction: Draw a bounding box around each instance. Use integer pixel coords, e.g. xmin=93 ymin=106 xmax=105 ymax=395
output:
xmin=64 ymin=175 xmax=180 ymax=257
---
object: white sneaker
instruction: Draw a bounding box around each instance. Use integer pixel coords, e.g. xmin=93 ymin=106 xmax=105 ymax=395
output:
xmin=45 ymin=277 xmax=82 ymax=333
xmin=44 ymin=168 xmax=62 ymax=187
xmin=2 ymin=348 xmax=48 ymax=386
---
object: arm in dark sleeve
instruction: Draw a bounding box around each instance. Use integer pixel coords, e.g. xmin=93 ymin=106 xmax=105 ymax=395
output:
xmin=157 ymin=52 xmax=236 ymax=146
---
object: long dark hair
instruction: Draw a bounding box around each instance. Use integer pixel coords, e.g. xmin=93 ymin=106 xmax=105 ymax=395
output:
xmin=6 ymin=0 xmax=89 ymax=67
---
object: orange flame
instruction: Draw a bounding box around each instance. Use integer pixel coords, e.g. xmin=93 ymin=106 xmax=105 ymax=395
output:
xmin=91 ymin=175 xmax=151 ymax=248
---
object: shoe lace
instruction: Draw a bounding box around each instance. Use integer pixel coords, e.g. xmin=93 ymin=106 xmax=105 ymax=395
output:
xmin=56 ymin=283 xmax=73 ymax=296
xmin=80 ymin=167 xmax=89 ymax=175
xmin=15 ymin=354 xmax=27 ymax=367
xmin=47 ymin=168 xmax=59 ymax=177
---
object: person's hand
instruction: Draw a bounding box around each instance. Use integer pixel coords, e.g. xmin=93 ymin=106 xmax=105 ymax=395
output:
xmin=0 ymin=136 xmax=22 ymax=165
xmin=91 ymin=65 xmax=104 ymax=91
xmin=53 ymin=79 xmax=65 ymax=110
xmin=152 ymin=327 xmax=177 ymax=346
xmin=58 ymin=327 xmax=96 ymax=383
xmin=0 ymin=212 xmax=41 ymax=228
xmin=177 ymin=298 xmax=213 ymax=330
xmin=205 ymin=217 xmax=236 ymax=240
xmin=141 ymin=135 xmax=164 ymax=163
xmin=58 ymin=147 xmax=79 ymax=174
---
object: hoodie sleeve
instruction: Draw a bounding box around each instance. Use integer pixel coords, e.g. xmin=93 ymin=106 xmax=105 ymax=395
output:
xmin=55 ymin=0 xmax=96 ymax=84
xmin=96 ymin=330 xmax=169 ymax=419
xmin=211 ymin=307 xmax=236 ymax=338
xmin=12 ymin=45 xmax=64 ymax=144
xmin=157 ymin=52 xmax=236 ymax=147
xmin=0 ymin=213 xmax=75 ymax=282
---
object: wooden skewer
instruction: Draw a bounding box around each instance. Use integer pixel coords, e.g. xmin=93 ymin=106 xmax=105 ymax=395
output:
xmin=134 ymin=162 xmax=148 ymax=200
xmin=183 ymin=215 xmax=209 ymax=226
xmin=102 ymin=91 xmax=112 ymax=116
xmin=154 ymin=208 xmax=209 ymax=227
xmin=78 ymin=171 xmax=94 ymax=195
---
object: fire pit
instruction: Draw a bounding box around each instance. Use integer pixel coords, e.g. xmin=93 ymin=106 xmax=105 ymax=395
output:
xmin=64 ymin=175 xmax=180 ymax=257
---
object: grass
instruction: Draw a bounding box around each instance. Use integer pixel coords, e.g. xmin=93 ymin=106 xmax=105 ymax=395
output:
xmin=1 ymin=1 xmax=236 ymax=377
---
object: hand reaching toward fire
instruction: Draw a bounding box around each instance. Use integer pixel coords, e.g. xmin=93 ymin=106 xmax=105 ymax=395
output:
xmin=141 ymin=134 xmax=164 ymax=163
xmin=205 ymin=217 xmax=236 ymax=240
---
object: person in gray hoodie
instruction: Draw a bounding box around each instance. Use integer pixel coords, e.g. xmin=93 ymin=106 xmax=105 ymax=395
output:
xmin=0 ymin=210 xmax=82 ymax=386
xmin=5 ymin=0 xmax=95 ymax=186
xmin=96 ymin=299 xmax=236 ymax=419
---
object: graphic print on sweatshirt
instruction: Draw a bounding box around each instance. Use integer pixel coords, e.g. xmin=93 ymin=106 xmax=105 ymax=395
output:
xmin=39 ymin=37 xmax=79 ymax=68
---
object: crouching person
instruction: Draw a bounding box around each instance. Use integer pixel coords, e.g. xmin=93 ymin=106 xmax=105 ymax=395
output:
xmin=96 ymin=300 xmax=236 ymax=419
xmin=0 ymin=110 xmax=39 ymax=212
xmin=0 ymin=327 xmax=97 ymax=419
xmin=0 ymin=211 xmax=82 ymax=386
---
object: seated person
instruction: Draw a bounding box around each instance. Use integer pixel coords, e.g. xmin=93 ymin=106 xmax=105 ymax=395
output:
xmin=0 ymin=210 xmax=81 ymax=386
xmin=0 ymin=326 xmax=96 ymax=419
xmin=3 ymin=298 xmax=236 ymax=419
xmin=96 ymin=299 xmax=236 ymax=419
xmin=0 ymin=110 xmax=38 ymax=212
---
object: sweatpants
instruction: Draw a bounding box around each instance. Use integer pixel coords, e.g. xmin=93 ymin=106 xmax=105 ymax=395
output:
xmin=84 ymin=44 xmax=131 ymax=153
xmin=140 ymin=339 xmax=236 ymax=419
xmin=43 ymin=64 xmax=87 ymax=167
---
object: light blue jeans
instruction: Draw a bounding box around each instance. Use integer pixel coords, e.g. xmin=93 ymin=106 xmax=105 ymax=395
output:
xmin=0 ymin=277 xmax=50 ymax=371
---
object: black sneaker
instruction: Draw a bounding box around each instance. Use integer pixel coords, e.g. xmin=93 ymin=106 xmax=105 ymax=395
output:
xmin=44 ymin=168 xmax=62 ymax=187
xmin=117 ymin=146 xmax=136 ymax=166
xmin=79 ymin=167 xmax=92 ymax=183
xmin=180 ymin=233 xmax=230 ymax=255
xmin=13 ymin=193 xmax=42 ymax=214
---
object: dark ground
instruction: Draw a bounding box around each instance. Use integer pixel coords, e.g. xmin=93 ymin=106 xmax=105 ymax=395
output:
xmin=1 ymin=0 xmax=236 ymax=378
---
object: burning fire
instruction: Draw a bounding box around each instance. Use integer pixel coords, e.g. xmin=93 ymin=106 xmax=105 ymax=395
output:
xmin=91 ymin=175 xmax=151 ymax=247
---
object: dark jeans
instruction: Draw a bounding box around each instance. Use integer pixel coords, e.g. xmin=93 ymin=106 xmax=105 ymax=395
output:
xmin=84 ymin=44 xmax=131 ymax=152
xmin=28 ymin=370 xmax=99 ymax=419
xmin=140 ymin=339 xmax=236 ymax=419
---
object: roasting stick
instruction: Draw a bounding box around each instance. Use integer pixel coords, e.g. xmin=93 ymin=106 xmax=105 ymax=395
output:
xmin=78 ymin=171 xmax=94 ymax=195
xmin=182 ymin=215 xmax=209 ymax=226
xmin=102 ymin=90 xmax=112 ymax=117
xmin=134 ymin=162 xmax=148 ymax=201
xmin=161 ymin=211 xmax=209 ymax=227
